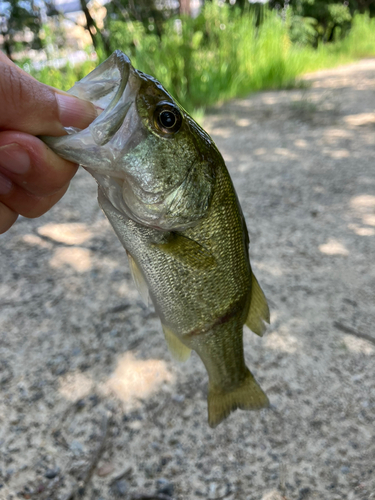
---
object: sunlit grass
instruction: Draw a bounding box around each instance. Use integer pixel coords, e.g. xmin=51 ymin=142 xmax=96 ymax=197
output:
xmin=29 ymin=6 xmax=375 ymax=115
xmin=30 ymin=59 xmax=97 ymax=91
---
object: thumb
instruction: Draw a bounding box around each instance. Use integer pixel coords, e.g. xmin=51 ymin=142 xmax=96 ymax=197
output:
xmin=0 ymin=60 xmax=98 ymax=136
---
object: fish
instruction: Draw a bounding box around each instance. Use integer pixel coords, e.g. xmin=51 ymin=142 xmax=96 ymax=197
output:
xmin=42 ymin=50 xmax=270 ymax=428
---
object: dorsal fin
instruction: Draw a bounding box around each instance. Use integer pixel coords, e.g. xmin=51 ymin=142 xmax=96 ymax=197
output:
xmin=162 ymin=324 xmax=191 ymax=362
xmin=126 ymin=251 xmax=149 ymax=305
xmin=245 ymin=272 xmax=270 ymax=337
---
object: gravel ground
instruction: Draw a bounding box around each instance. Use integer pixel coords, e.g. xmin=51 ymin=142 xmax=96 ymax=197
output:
xmin=1 ymin=59 xmax=375 ymax=500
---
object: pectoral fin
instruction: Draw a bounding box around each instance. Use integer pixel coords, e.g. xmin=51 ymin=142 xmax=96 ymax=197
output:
xmin=162 ymin=325 xmax=191 ymax=362
xmin=153 ymin=233 xmax=216 ymax=270
xmin=245 ymin=272 xmax=270 ymax=337
xmin=126 ymin=251 xmax=149 ymax=305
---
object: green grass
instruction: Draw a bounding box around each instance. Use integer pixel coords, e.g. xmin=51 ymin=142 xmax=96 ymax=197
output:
xmin=288 ymin=13 xmax=375 ymax=75
xmin=29 ymin=60 xmax=97 ymax=91
xmin=28 ymin=5 xmax=375 ymax=115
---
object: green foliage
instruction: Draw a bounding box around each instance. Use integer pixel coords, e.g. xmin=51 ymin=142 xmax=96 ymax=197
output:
xmin=105 ymin=0 xmax=177 ymax=38
xmin=106 ymin=3 xmax=296 ymax=111
xmin=288 ymin=14 xmax=318 ymax=46
xmin=30 ymin=6 xmax=375 ymax=115
xmin=0 ymin=0 xmax=44 ymax=59
xmin=29 ymin=60 xmax=97 ymax=91
xmin=40 ymin=18 xmax=67 ymax=56
xmin=272 ymin=0 xmax=353 ymax=44
xmin=283 ymin=11 xmax=375 ymax=89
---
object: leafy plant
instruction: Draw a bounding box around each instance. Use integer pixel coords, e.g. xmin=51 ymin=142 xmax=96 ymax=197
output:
xmin=28 ymin=6 xmax=375 ymax=116
xmin=0 ymin=0 xmax=45 ymax=60
xmin=288 ymin=14 xmax=318 ymax=46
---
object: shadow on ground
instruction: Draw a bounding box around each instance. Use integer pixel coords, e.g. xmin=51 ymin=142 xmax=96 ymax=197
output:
xmin=1 ymin=59 xmax=374 ymax=500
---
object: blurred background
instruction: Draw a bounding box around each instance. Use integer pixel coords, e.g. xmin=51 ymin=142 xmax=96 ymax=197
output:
xmin=1 ymin=0 xmax=375 ymax=113
xmin=1 ymin=2 xmax=375 ymax=500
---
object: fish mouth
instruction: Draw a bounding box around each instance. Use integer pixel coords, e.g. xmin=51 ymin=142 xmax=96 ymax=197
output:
xmin=41 ymin=51 xmax=170 ymax=226
xmin=42 ymin=51 xmax=205 ymax=231
xmin=70 ymin=50 xmax=134 ymax=147
xmin=42 ymin=50 xmax=142 ymax=176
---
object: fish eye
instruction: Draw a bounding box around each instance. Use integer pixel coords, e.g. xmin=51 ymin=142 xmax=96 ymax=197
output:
xmin=154 ymin=102 xmax=182 ymax=135
xmin=160 ymin=110 xmax=177 ymax=128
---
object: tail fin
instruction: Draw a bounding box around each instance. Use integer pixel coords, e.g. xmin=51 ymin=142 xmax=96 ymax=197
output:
xmin=207 ymin=368 xmax=269 ymax=428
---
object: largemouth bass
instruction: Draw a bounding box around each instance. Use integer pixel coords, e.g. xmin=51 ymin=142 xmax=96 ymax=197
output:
xmin=43 ymin=51 xmax=270 ymax=427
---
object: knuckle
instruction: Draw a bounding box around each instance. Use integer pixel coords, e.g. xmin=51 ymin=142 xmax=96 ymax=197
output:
xmin=0 ymin=63 xmax=45 ymax=130
xmin=0 ymin=65 xmax=23 ymax=110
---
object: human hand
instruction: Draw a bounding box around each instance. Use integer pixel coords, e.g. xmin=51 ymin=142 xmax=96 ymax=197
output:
xmin=0 ymin=52 xmax=99 ymax=234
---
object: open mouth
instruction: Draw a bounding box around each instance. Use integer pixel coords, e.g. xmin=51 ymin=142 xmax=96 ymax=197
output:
xmin=70 ymin=51 xmax=133 ymax=147
xmin=42 ymin=51 xmax=141 ymax=175
xmin=41 ymin=51 xmax=205 ymax=231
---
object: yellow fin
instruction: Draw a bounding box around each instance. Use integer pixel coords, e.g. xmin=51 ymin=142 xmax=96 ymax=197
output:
xmin=162 ymin=325 xmax=191 ymax=362
xmin=245 ymin=272 xmax=270 ymax=337
xmin=153 ymin=233 xmax=216 ymax=270
xmin=208 ymin=368 xmax=269 ymax=428
xmin=127 ymin=251 xmax=149 ymax=305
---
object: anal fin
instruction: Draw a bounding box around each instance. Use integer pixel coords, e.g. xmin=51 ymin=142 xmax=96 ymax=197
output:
xmin=162 ymin=325 xmax=191 ymax=362
xmin=245 ymin=272 xmax=270 ymax=337
xmin=127 ymin=251 xmax=149 ymax=305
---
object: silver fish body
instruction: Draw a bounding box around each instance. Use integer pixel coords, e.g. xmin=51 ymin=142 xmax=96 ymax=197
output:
xmin=43 ymin=51 xmax=270 ymax=427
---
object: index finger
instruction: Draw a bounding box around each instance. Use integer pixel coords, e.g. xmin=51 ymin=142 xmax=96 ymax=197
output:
xmin=0 ymin=57 xmax=98 ymax=136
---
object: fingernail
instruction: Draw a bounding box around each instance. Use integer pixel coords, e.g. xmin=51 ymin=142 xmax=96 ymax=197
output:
xmin=0 ymin=171 xmax=13 ymax=195
xmin=56 ymin=93 xmax=100 ymax=129
xmin=0 ymin=143 xmax=30 ymax=174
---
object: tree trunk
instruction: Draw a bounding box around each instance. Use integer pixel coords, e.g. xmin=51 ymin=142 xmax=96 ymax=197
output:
xmin=79 ymin=0 xmax=111 ymax=56
xmin=179 ymin=0 xmax=190 ymax=16
xmin=2 ymin=35 xmax=13 ymax=61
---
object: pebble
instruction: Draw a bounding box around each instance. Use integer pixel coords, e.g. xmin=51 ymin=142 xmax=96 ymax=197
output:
xmin=70 ymin=440 xmax=84 ymax=455
xmin=75 ymin=399 xmax=86 ymax=410
xmin=128 ymin=420 xmax=142 ymax=431
xmin=208 ymin=482 xmax=217 ymax=498
xmin=44 ymin=468 xmax=59 ymax=479
xmin=89 ymin=394 xmax=99 ymax=406
xmin=156 ymin=477 xmax=174 ymax=496
xmin=112 ymin=479 xmax=127 ymax=496
xmin=96 ymin=462 xmax=114 ymax=477
xmin=182 ymin=407 xmax=193 ymax=419
xmin=298 ymin=487 xmax=311 ymax=499
xmin=172 ymin=394 xmax=185 ymax=403
xmin=261 ymin=491 xmax=284 ymax=500
xmin=30 ymin=391 xmax=43 ymax=402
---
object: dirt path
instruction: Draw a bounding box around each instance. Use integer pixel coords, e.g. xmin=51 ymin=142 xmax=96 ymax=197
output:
xmin=1 ymin=59 xmax=374 ymax=500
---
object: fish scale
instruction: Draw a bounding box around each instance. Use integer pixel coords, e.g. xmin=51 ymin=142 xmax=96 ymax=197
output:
xmin=42 ymin=50 xmax=270 ymax=428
